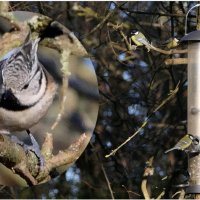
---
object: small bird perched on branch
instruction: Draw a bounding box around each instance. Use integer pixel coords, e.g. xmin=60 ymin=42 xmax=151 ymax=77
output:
xmin=0 ymin=31 xmax=58 ymax=164
xmin=161 ymin=37 xmax=179 ymax=49
xmin=129 ymin=29 xmax=151 ymax=51
xmin=165 ymin=134 xmax=200 ymax=154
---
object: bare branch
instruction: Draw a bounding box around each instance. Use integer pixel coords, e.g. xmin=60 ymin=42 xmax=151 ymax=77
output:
xmin=101 ymin=164 xmax=115 ymax=199
xmin=141 ymin=157 xmax=154 ymax=199
xmin=0 ymin=11 xmax=93 ymax=186
xmin=105 ymin=82 xmax=180 ymax=158
xmin=83 ymin=2 xmax=127 ymax=38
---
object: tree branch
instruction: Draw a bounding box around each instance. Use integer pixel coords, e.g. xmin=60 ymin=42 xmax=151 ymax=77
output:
xmin=0 ymin=10 xmax=93 ymax=186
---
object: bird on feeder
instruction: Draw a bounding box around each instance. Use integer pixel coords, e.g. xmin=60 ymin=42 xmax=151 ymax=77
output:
xmin=165 ymin=134 xmax=200 ymax=154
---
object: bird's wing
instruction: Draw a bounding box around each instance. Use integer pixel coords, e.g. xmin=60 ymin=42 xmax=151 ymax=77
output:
xmin=137 ymin=38 xmax=150 ymax=46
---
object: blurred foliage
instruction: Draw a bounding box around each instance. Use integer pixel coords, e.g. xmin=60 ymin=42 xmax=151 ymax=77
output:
xmin=0 ymin=1 xmax=198 ymax=199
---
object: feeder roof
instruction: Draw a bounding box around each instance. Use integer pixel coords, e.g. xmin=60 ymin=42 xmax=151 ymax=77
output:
xmin=181 ymin=30 xmax=200 ymax=42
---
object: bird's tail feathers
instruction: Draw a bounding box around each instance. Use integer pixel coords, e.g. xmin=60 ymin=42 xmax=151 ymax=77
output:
xmin=165 ymin=147 xmax=178 ymax=154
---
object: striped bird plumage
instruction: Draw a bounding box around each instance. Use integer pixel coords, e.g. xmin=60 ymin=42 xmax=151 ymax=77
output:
xmin=2 ymin=38 xmax=41 ymax=91
xmin=0 ymin=33 xmax=57 ymax=132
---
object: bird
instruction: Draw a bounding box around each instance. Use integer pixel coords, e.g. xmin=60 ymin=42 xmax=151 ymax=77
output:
xmin=0 ymin=32 xmax=58 ymax=164
xmin=165 ymin=134 xmax=200 ymax=154
xmin=162 ymin=37 xmax=179 ymax=49
xmin=129 ymin=29 xmax=151 ymax=51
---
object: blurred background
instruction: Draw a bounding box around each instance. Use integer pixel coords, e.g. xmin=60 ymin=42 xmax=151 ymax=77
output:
xmin=0 ymin=1 xmax=197 ymax=198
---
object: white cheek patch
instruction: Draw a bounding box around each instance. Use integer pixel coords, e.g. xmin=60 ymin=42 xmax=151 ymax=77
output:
xmin=15 ymin=70 xmax=46 ymax=106
xmin=189 ymin=135 xmax=194 ymax=140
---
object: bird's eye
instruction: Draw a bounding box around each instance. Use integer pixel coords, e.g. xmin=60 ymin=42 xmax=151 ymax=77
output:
xmin=132 ymin=31 xmax=139 ymax=35
xmin=22 ymin=84 xmax=29 ymax=90
xmin=193 ymin=138 xmax=199 ymax=145
xmin=131 ymin=30 xmax=137 ymax=35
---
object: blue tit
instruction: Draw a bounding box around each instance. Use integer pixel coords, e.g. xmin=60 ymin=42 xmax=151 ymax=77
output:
xmin=130 ymin=30 xmax=151 ymax=49
xmin=165 ymin=134 xmax=200 ymax=153
xmin=165 ymin=37 xmax=179 ymax=49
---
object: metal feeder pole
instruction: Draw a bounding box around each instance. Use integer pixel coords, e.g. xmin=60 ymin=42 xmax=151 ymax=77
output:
xmin=182 ymin=30 xmax=200 ymax=195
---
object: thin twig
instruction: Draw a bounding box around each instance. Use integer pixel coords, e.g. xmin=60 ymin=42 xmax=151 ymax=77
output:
xmin=82 ymin=2 xmax=127 ymax=38
xmin=121 ymin=185 xmax=141 ymax=198
xmin=156 ymin=191 xmax=165 ymax=199
xmin=105 ymin=82 xmax=180 ymax=158
xmin=150 ymin=45 xmax=187 ymax=55
xmin=178 ymin=189 xmax=185 ymax=199
xmin=101 ymin=164 xmax=115 ymax=199
xmin=51 ymin=37 xmax=70 ymax=131
xmin=120 ymin=8 xmax=195 ymax=18
xmin=171 ymin=189 xmax=185 ymax=199
xmin=141 ymin=179 xmax=150 ymax=199
xmin=107 ymin=22 xmax=136 ymax=50
xmin=141 ymin=157 xmax=154 ymax=199
xmin=105 ymin=121 xmax=148 ymax=158
xmin=106 ymin=26 xmax=136 ymax=66
xmin=89 ymin=140 xmax=115 ymax=199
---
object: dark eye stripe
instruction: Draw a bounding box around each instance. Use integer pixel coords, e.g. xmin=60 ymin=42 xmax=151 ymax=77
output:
xmin=0 ymin=89 xmax=31 ymax=111
xmin=0 ymin=68 xmax=47 ymax=111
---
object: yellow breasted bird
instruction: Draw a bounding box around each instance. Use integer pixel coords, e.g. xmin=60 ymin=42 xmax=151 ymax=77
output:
xmin=165 ymin=134 xmax=200 ymax=153
xmin=129 ymin=30 xmax=151 ymax=51
xmin=165 ymin=37 xmax=179 ymax=49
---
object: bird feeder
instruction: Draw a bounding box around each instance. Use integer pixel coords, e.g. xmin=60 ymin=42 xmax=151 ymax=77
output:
xmin=181 ymin=29 xmax=200 ymax=195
